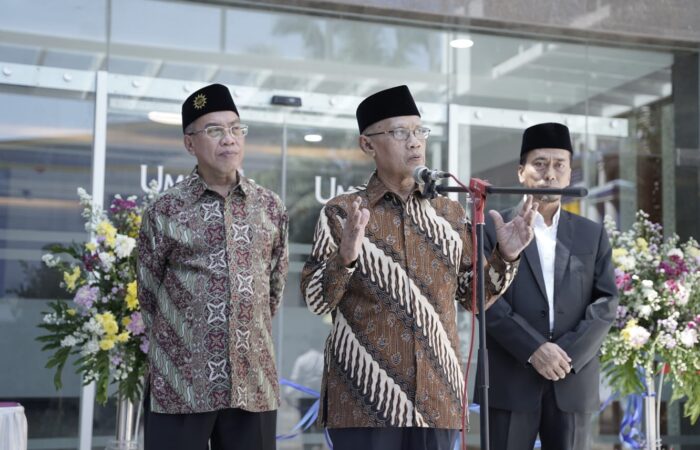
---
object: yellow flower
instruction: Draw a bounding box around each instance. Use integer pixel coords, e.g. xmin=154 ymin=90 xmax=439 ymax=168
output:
xmin=116 ymin=331 xmax=130 ymax=343
xmin=99 ymin=338 xmax=115 ymax=351
xmin=96 ymin=312 xmax=119 ymax=336
xmin=63 ymin=266 xmax=81 ymax=292
xmin=612 ymin=248 xmax=627 ymax=264
xmin=125 ymin=281 xmax=139 ymax=311
xmin=85 ymin=242 xmax=97 ymax=253
xmin=67 ymin=308 xmax=77 ymax=316
xmin=689 ymin=246 xmax=700 ymax=258
xmin=635 ymin=238 xmax=648 ymax=252
xmin=96 ymin=220 xmax=117 ymax=248
xmin=122 ymin=316 xmax=132 ymax=327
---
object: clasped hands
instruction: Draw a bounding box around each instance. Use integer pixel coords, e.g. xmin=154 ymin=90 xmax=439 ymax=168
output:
xmin=530 ymin=342 xmax=572 ymax=381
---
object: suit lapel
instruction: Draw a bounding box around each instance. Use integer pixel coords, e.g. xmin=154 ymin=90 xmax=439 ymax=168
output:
xmin=554 ymin=210 xmax=573 ymax=301
xmin=523 ymin=238 xmax=548 ymax=300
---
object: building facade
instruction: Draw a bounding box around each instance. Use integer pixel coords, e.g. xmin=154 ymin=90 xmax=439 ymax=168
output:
xmin=0 ymin=0 xmax=698 ymax=448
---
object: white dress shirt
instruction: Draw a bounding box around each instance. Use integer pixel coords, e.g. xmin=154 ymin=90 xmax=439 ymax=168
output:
xmin=533 ymin=206 xmax=561 ymax=332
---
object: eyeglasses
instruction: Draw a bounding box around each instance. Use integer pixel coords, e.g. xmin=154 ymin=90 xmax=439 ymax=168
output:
xmin=187 ymin=125 xmax=249 ymax=139
xmin=364 ymin=127 xmax=431 ymax=141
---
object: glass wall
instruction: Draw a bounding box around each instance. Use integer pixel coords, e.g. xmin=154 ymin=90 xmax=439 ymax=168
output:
xmin=0 ymin=0 xmax=697 ymax=448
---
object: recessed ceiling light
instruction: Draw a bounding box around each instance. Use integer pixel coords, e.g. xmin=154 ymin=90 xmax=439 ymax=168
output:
xmin=148 ymin=111 xmax=181 ymax=126
xmin=450 ymin=38 xmax=474 ymax=49
xmin=304 ymin=134 xmax=323 ymax=143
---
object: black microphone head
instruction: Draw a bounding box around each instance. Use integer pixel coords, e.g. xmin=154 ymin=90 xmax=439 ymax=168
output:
xmin=412 ymin=165 xmax=429 ymax=184
xmin=564 ymin=187 xmax=588 ymax=197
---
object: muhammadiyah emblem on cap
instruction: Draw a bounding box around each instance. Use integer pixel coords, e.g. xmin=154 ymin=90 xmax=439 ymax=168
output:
xmin=193 ymin=94 xmax=207 ymax=110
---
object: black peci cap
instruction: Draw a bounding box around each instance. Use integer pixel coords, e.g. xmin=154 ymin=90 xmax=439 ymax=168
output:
xmin=355 ymin=85 xmax=420 ymax=134
xmin=181 ymin=83 xmax=239 ymax=133
xmin=520 ymin=122 xmax=573 ymax=156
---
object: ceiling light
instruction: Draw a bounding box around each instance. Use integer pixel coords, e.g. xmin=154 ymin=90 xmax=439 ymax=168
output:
xmin=450 ymin=38 xmax=474 ymax=49
xmin=148 ymin=111 xmax=181 ymax=126
xmin=304 ymin=134 xmax=322 ymax=143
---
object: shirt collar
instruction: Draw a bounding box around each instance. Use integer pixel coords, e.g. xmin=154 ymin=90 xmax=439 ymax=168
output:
xmin=533 ymin=203 xmax=561 ymax=230
xmin=366 ymin=171 xmax=423 ymax=206
xmin=184 ymin=166 xmax=250 ymax=201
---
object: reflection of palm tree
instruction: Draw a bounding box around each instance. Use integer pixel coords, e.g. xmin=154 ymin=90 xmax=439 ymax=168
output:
xmin=334 ymin=24 xmax=389 ymax=64
xmin=273 ymin=16 xmax=441 ymax=71
xmin=394 ymin=28 xmax=442 ymax=71
xmin=272 ymin=17 xmax=331 ymax=59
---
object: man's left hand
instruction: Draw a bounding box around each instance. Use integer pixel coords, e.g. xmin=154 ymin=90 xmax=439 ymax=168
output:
xmin=490 ymin=195 xmax=538 ymax=262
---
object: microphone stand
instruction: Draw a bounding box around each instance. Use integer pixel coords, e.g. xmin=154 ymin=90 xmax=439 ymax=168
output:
xmin=431 ymin=178 xmax=587 ymax=450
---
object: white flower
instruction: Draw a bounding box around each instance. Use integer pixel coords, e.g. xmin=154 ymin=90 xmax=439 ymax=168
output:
xmin=667 ymin=248 xmax=683 ymax=259
xmin=680 ymin=328 xmax=698 ymax=347
xmin=42 ymin=313 xmax=58 ymax=324
xmin=641 ymin=279 xmax=654 ymax=288
xmin=659 ymin=333 xmax=677 ymax=349
xmin=638 ymin=304 xmax=653 ymax=318
xmin=81 ymin=339 xmax=100 ymax=355
xmin=77 ymin=187 xmax=92 ymax=204
xmin=617 ymin=256 xmax=636 ymax=272
xmin=83 ymin=318 xmax=104 ymax=335
xmin=60 ymin=335 xmax=80 ymax=347
xmin=42 ymin=253 xmax=60 ymax=268
xmin=644 ymin=289 xmax=658 ymax=301
xmin=99 ymin=252 xmax=116 ymax=271
xmin=114 ymin=235 xmax=136 ymax=258
xmin=675 ymin=284 xmax=690 ymax=306
xmin=624 ymin=324 xmax=651 ymax=349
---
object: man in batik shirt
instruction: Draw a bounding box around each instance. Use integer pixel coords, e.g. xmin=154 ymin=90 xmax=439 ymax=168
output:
xmin=138 ymin=83 xmax=288 ymax=450
xmin=301 ymin=85 xmax=538 ymax=450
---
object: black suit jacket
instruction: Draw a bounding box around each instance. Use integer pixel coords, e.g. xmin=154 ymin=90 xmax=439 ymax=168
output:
xmin=474 ymin=208 xmax=618 ymax=413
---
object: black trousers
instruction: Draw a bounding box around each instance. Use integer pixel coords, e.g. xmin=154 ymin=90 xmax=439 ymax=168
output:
xmin=488 ymin=382 xmax=592 ymax=450
xmin=327 ymin=427 xmax=458 ymax=450
xmin=143 ymin=394 xmax=276 ymax=450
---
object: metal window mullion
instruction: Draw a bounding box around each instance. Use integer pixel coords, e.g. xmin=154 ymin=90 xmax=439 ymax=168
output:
xmin=78 ymin=69 xmax=108 ymax=450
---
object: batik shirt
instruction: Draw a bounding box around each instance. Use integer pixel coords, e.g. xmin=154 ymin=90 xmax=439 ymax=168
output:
xmin=301 ymin=173 xmax=518 ymax=429
xmin=138 ymin=168 xmax=288 ymax=414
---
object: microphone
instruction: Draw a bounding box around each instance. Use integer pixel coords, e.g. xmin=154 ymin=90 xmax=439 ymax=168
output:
xmin=413 ymin=166 xmax=450 ymax=184
xmin=561 ymin=186 xmax=588 ymax=197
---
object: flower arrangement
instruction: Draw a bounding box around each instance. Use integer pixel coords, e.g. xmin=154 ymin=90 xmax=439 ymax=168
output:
xmin=38 ymin=188 xmax=153 ymax=404
xmin=601 ymin=210 xmax=700 ymax=424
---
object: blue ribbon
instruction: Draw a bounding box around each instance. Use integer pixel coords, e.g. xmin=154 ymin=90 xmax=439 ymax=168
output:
xmin=276 ymin=378 xmax=321 ymax=441
xmin=619 ymin=394 xmax=645 ymax=449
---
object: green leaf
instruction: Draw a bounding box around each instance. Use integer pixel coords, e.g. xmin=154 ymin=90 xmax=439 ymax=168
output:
xmin=602 ymin=361 xmax=645 ymax=396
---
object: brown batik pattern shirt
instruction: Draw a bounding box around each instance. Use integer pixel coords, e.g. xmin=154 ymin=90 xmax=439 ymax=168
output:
xmin=301 ymin=173 xmax=518 ymax=429
xmin=138 ymin=168 xmax=288 ymax=414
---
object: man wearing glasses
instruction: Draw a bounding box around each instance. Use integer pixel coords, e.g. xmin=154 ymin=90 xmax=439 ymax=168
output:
xmin=301 ymin=85 xmax=537 ymax=449
xmin=138 ymin=83 xmax=288 ymax=450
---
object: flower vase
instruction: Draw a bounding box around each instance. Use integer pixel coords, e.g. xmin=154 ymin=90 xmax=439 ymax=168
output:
xmin=105 ymin=395 xmax=139 ymax=450
xmin=643 ymin=373 xmax=661 ymax=450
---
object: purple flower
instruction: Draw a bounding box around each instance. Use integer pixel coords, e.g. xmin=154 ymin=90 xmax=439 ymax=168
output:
xmin=111 ymin=355 xmax=123 ymax=366
xmin=109 ymin=197 xmax=137 ymax=214
xmin=126 ymin=312 xmax=146 ymax=336
xmin=73 ymin=285 xmax=99 ymax=310
xmin=139 ymin=337 xmax=149 ymax=354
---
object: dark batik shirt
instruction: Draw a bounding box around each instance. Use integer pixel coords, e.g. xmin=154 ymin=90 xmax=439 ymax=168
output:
xmin=138 ymin=168 xmax=288 ymax=414
xmin=301 ymin=173 xmax=518 ymax=429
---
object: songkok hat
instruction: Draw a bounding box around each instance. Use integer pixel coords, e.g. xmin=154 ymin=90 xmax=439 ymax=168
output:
xmin=356 ymin=85 xmax=420 ymax=133
xmin=181 ymin=83 xmax=239 ymax=133
xmin=521 ymin=122 xmax=573 ymax=156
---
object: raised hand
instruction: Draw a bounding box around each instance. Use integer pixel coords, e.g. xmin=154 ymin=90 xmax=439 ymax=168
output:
xmin=489 ymin=195 xmax=538 ymax=262
xmin=338 ymin=197 xmax=370 ymax=267
xmin=529 ymin=342 xmax=572 ymax=381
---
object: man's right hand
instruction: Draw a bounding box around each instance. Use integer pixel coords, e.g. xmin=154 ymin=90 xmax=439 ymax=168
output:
xmin=338 ymin=197 xmax=370 ymax=267
xmin=529 ymin=342 xmax=572 ymax=381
